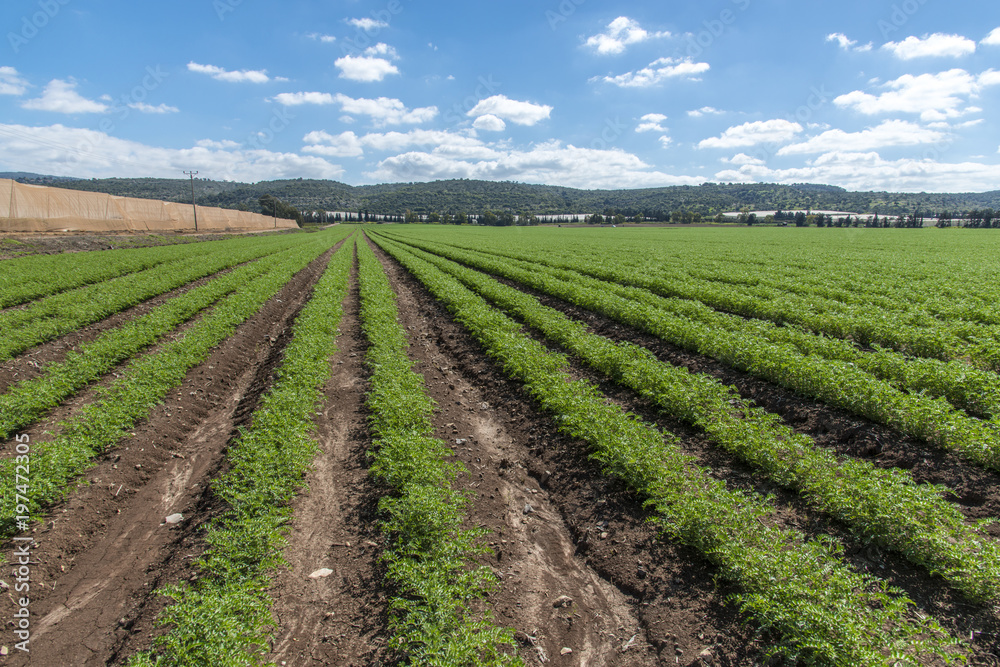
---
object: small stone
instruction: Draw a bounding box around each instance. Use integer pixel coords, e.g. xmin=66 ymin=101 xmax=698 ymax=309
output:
xmin=0 ymin=580 xmax=8 ymax=590
xmin=553 ymin=595 xmax=573 ymax=608
xmin=599 ymin=532 xmax=609 ymax=539
xmin=134 ymin=464 xmax=142 ymax=470
xmin=696 ymin=648 xmax=715 ymax=665
xmin=165 ymin=513 xmax=184 ymax=525
xmin=523 ymin=503 xmax=534 ymax=514
xmin=309 ymin=568 xmax=334 ymax=579
xmin=0 ymin=646 xmax=8 ymax=656
xmin=560 ymin=647 xmax=572 ymax=656
xmin=455 ymin=439 xmax=467 ymax=445
xmin=480 ymin=402 xmax=489 ymax=410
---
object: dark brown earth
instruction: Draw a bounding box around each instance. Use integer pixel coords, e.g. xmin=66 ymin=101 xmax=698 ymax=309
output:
xmin=1 ymin=228 xmax=997 ymax=666
xmin=369 ymin=236 xmax=768 ymax=667
xmin=0 ymin=229 xmax=310 ymax=260
xmin=399 ymin=243 xmax=1000 ymax=666
xmin=0 ymin=245 xmax=335 ymax=666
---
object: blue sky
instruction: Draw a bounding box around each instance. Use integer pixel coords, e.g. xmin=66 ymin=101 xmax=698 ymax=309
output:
xmin=1 ymin=0 xmax=999 ymax=192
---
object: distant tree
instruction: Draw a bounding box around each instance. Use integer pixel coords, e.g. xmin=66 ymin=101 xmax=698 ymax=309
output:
xmin=258 ymin=194 xmax=304 ymax=226
xmin=427 ymin=212 xmax=441 ymax=223
xmin=453 ymin=212 xmax=468 ymax=225
xmin=613 ymin=213 xmax=626 ymax=226
xmin=936 ymin=211 xmax=952 ymax=228
xmin=404 ymin=209 xmax=419 ymax=223
xmin=498 ymin=211 xmax=515 ymax=226
xmin=482 ymin=210 xmax=498 ymax=226
xmin=794 ymin=211 xmax=807 ymax=227
xmin=588 ymin=213 xmax=604 ymax=225
xmin=440 ymin=213 xmax=453 ymax=225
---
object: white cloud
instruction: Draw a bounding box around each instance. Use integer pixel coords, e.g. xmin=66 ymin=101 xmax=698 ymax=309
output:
xmin=0 ymin=123 xmax=343 ymax=182
xmin=365 ymin=139 xmax=704 ymax=190
xmin=129 ymin=102 xmax=179 ymax=114
xmin=467 ymin=95 xmax=552 ymax=126
xmin=777 ymin=120 xmax=946 ymax=155
xmin=983 ymin=28 xmax=1000 ymax=46
xmin=882 ymin=33 xmax=977 ymax=59
xmin=714 ymin=150 xmax=1000 ymax=193
xmin=0 ymin=67 xmax=29 ymax=96
xmin=307 ymin=33 xmax=337 ymax=43
xmin=21 ymin=79 xmax=108 ymax=114
xmin=698 ymin=119 xmax=803 ymax=149
xmin=347 ymin=18 xmax=389 ymax=32
xmin=303 ymin=128 xmax=491 ymax=160
xmin=187 ymin=62 xmax=273 ymax=83
xmin=687 ymin=106 xmax=724 ymax=118
xmin=657 ymin=135 xmax=673 ymax=149
xmin=722 ymin=153 xmax=765 ymax=166
xmin=600 ymin=57 xmax=709 ymax=88
xmin=472 ymin=114 xmax=506 ymax=132
xmin=636 ymin=113 xmax=668 ymax=133
xmin=272 ymin=92 xmax=437 ymax=127
xmin=302 ymin=130 xmax=365 ymax=157
xmin=585 ymin=17 xmax=670 ymax=55
xmin=834 ymin=69 xmax=999 ymax=122
xmin=196 ymin=139 xmax=241 ymax=149
xmin=272 ymin=91 xmax=337 ymax=106
xmin=826 ymin=33 xmax=873 ymax=52
xmin=334 ymin=43 xmax=400 ymax=82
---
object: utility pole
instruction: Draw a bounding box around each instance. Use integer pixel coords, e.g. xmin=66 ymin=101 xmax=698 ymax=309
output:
xmin=183 ymin=170 xmax=199 ymax=232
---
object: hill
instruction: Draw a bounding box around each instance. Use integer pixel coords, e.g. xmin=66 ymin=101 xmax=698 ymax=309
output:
xmin=10 ymin=175 xmax=1000 ymax=219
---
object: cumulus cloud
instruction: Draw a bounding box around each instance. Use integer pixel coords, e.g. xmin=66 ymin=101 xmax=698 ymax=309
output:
xmin=334 ymin=43 xmax=400 ymax=82
xmin=472 ymin=114 xmax=506 ymax=132
xmin=882 ymin=33 xmax=977 ymax=59
xmin=467 ymin=95 xmax=552 ymax=126
xmin=834 ymin=69 xmax=997 ymax=122
xmin=983 ymin=28 xmax=1000 ymax=46
xmin=657 ymin=135 xmax=673 ymax=149
xmin=714 ymin=150 xmax=1000 ymax=193
xmin=687 ymin=106 xmax=724 ymax=118
xmin=0 ymin=123 xmax=343 ymax=182
xmin=21 ymin=79 xmax=108 ymax=114
xmin=272 ymin=92 xmax=437 ymax=127
xmin=777 ymin=120 xmax=946 ymax=155
xmin=698 ymin=119 xmax=803 ymax=149
xmin=303 ymin=128 xmax=493 ymax=160
xmin=365 ymin=140 xmax=704 ymax=190
xmin=600 ymin=57 xmax=709 ymax=88
xmin=826 ymin=33 xmax=873 ymax=52
xmin=636 ymin=113 xmax=668 ymax=133
xmin=347 ymin=18 xmax=389 ymax=32
xmin=585 ymin=17 xmax=670 ymax=55
xmin=129 ymin=102 xmax=179 ymax=114
xmin=721 ymin=153 xmax=765 ymax=166
xmin=0 ymin=66 xmax=29 ymax=96
xmin=187 ymin=62 xmax=275 ymax=83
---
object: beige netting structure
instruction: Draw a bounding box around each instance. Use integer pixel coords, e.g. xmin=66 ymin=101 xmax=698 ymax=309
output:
xmin=0 ymin=179 xmax=297 ymax=233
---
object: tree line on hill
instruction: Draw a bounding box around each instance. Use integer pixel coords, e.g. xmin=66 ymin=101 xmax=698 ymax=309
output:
xmin=13 ymin=175 xmax=1000 ymax=226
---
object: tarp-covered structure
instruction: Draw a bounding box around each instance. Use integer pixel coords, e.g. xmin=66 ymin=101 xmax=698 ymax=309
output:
xmin=0 ymin=179 xmax=297 ymax=233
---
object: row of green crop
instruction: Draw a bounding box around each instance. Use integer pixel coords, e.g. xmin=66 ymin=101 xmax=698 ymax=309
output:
xmin=376 ymin=235 xmax=1000 ymax=603
xmin=356 ymin=237 xmax=519 ymax=666
xmin=430 ymin=235 xmax=1000 ymax=420
xmin=0 ymin=233 xmax=312 ymax=361
xmin=0 ymin=238 xmax=223 ymax=309
xmin=0 ymin=231 xmax=345 ymax=538
xmin=128 ymin=236 xmax=354 ymax=667
xmin=382 ymin=233 xmax=1000 ymax=472
xmin=416 ymin=232 xmax=999 ymax=366
xmin=0 ymin=242 xmax=313 ymax=442
xmin=369 ymin=232 xmax=965 ymax=667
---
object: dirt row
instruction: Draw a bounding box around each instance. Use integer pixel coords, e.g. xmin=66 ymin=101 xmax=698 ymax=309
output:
xmin=7 ymin=228 xmax=996 ymax=665
xmin=0 ymin=244 xmax=336 ymax=665
xmin=392 ymin=240 xmax=1000 ymax=665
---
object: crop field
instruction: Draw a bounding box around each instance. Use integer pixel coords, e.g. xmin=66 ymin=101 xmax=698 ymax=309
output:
xmin=1 ymin=225 xmax=999 ymax=666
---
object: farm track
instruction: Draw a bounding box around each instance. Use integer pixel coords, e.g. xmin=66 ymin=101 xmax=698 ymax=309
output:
xmin=0 ymin=263 xmax=242 ymax=395
xmin=0 ymin=246 xmax=336 ymax=666
xmin=265 ymin=259 xmax=393 ymax=667
xmin=372 ymin=239 xmax=766 ymax=666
